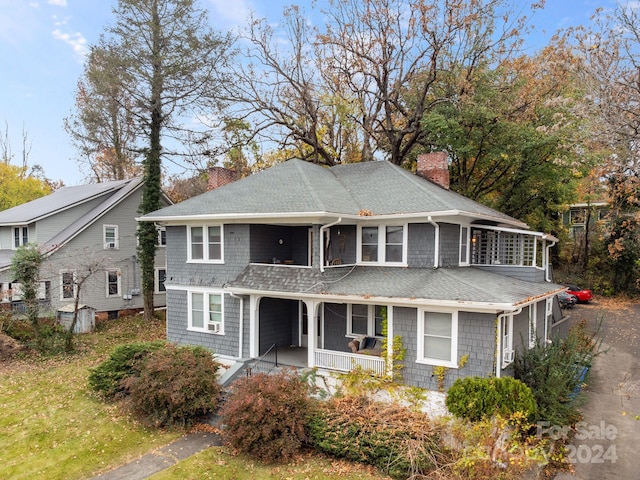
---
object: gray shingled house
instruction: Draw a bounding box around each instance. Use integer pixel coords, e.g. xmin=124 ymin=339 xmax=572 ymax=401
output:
xmin=0 ymin=178 xmax=169 ymax=320
xmin=140 ymin=155 xmax=568 ymax=390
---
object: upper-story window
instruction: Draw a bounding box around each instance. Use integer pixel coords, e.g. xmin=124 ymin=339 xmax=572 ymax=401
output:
xmin=188 ymin=225 xmax=223 ymax=263
xmin=104 ymin=225 xmax=119 ymax=249
xmin=459 ymin=226 xmax=469 ymax=265
xmin=13 ymin=226 xmax=29 ymax=249
xmin=358 ymin=225 xmax=406 ymax=264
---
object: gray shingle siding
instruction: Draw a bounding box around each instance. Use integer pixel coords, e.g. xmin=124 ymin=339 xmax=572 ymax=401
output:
xmin=323 ymin=303 xmax=349 ymax=352
xmin=439 ymin=223 xmax=460 ymax=267
xmin=407 ymin=223 xmax=435 ymax=267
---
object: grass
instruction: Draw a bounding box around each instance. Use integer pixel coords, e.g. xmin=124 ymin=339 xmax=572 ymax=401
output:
xmin=0 ymin=314 xmax=390 ymax=480
xmin=150 ymin=448 xmax=389 ymax=480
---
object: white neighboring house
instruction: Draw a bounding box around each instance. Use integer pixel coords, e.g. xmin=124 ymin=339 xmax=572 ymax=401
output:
xmin=0 ymin=178 xmax=170 ymax=320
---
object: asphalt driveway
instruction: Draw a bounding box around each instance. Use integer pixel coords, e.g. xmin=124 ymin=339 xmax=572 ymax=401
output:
xmin=554 ymin=297 xmax=640 ymax=480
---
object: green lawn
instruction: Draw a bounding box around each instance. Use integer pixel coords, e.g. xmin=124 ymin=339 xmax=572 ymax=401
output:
xmin=0 ymin=316 xmax=389 ymax=480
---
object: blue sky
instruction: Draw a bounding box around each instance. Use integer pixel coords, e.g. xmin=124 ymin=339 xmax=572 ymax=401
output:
xmin=0 ymin=0 xmax=617 ymax=186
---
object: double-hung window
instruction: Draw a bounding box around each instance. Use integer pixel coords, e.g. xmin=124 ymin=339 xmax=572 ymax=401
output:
xmin=106 ymin=269 xmax=121 ymax=297
xmin=347 ymin=304 xmax=385 ymax=337
xmin=155 ymin=268 xmax=166 ymax=293
xmin=188 ymin=290 xmax=223 ymax=334
xmin=188 ymin=225 xmax=223 ymax=262
xmin=417 ymin=310 xmax=458 ymax=367
xmin=60 ymin=270 xmax=77 ymax=301
xmin=358 ymin=225 xmax=406 ymax=264
xmin=13 ymin=226 xmax=29 ymax=249
xmin=104 ymin=225 xmax=118 ymax=249
xmin=502 ymin=314 xmax=514 ymax=366
xmin=459 ymin=226 xmax=469 ymax=265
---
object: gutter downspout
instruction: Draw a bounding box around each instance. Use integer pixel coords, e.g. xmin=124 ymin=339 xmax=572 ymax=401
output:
xmin=428 ymin=216 xmax=440 ymax=268
xmin=496 ymin=307 xmax=522 ymax=378
xmin=544 ymin=236 xmax=557 ymax=282
xmin=320 ymin=218 xmax=342 ymax=273
xmin=230 ymin=292 xmax=244 ymax=359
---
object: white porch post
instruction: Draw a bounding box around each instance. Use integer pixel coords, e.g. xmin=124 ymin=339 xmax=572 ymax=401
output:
xmin=386 ymin=306 xmax=394 ymax=377
xmin=249 ymin=295 xmax=260 ymax=358
xmin=305 ymin=299 xmax=320 ymax=368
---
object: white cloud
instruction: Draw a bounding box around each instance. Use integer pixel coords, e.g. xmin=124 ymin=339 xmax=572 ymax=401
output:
xmin=52 ymin=28 xmax=89 ymax=58
xmin=47 ymin=0 xmax=67 ymax=7
xmin=207 ymin=0 xmax=251 ymax=27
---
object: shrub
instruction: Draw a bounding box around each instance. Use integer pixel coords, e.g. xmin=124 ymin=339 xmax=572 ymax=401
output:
xmin=308 ymin=396 xmax=444 ymax=479
xmin=446 ymin=376 xmax=537 ymax=422
xmin=513 ymin=319 xmax=602 ymax=426
xmin=88 ymin=341 xmax=165 ymax=400
xmin=122 ymin=344 xmax=222 ymax=428
xmin=219 ymin=370 xmax=312 ymax=463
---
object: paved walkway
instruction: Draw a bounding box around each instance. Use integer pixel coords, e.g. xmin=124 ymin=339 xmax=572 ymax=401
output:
xmin=91 ymin=431 xmax=221 ymax=480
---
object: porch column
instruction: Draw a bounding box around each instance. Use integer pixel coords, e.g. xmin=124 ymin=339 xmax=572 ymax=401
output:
xmin=249 ymin=295 xmax=260 ymax=358
xmin=305 ymin=299 xmax=320 ymax=368
xmin=386 ymin=306 xmax=394 ymax=377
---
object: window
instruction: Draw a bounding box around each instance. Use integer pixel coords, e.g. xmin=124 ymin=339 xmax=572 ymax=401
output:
xmin=13 ymin=226 xmax=28 ymax=249
xmin=188 ymin=225 xmax=223 ymax=262
xmin=104 ymin=225 xmax=118 ymax=249
xmin=60 ymin=271 xmax=76 ymax=301
xmin=155 ymin=268 xmax=166 ymax=293
xmin=417 ymin=310 xmax=458 ymax=367
xmin=459 ymin=226 xmax=469 ymax=265
xmin=502 ymin=314 xmax=514 ymax=366
xmin=158 ymin=227 xmax=166 ymax=247
xmin=358 ymin=225 xmax=406 ymax=264
xmin=347 ymin=304 xmax=385 ymax=337
xmin=188 ymin=290 xmax=223 ymax=334
xmin=105 ymin=270 xmax=121 ymax=297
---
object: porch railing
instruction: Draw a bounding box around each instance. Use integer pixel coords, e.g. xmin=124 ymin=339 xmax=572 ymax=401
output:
xmin=314 ymin=349 xmax=386 ymax=376
xmin=245 ymin=343 xmax=278 ymax=376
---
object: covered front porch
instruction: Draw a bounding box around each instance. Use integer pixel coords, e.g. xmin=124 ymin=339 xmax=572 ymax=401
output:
xmin=247 ymin=296 xmax=388 ymax=376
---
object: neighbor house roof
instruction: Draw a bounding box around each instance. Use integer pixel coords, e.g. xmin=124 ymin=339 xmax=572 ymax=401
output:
xmin=141 ymin=160 xmax=527 ymax=228
xmin=220 ymin=264 xmax=565 ymax=311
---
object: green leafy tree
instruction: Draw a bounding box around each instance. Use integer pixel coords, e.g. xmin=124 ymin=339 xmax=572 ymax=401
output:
xmin=89 ymin=0 xmax=234 ymax=319
xmin=0 ymin=162 xmax=51 ymax=211
xmin=10 ymin=245 xmax=44 ymax=351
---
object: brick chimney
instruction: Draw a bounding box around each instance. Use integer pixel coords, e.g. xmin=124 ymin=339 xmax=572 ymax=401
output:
xmin=208 ymin=166 xmax=238 ymax=190
xmin=416 ymin=152 xmax=450 ymax=190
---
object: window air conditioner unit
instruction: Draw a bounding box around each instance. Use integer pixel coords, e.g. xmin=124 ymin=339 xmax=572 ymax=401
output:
xmin=208 ymin=323 xmax=221 ymax=333
xmin=503 ymin=349 xmax=514 ymax=364
xmin=107 ymin=242 xmax=116 ymax=249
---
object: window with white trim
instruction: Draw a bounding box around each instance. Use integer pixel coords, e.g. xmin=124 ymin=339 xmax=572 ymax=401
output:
xmin=106 ymin=269 xmax=121 ymax=297
xmin=188 ymin=225 xmax=223 ymax=262
xmin=358 ymin=225 xmax=406 ymax=264
xmin=60 ymin=270 xmax=77 ymax=301
xmin=188 ymin=290 xmax=223 ymax=334
xmin=347 ymin=304 xmax=385 ymax=337
xmin=158 ymin=227 xmax=166 ymax=247
xmin=459 ymin=226 xmax=469 ymax=265
xmin=417 ymin=310 xmax=458 ymax=367
xmin=502 ymin=314 xmax=514 ymax=366
xmin=13 ymin=226 xmax=29 ymax=249
xmin=155 ymin=268 xmax=166 ymax=293
xmin=104 ymin=225 xmax=119 ymax=249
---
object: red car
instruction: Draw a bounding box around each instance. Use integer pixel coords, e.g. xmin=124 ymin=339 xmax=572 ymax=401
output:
xmin=566 ymin=285 xmax=593 ymax=303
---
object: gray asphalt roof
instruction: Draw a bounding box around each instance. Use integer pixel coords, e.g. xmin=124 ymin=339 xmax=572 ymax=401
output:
xmin=142 ymin=160 xmax=524 ymax=227
xmin=0 ymin=178 xmax=135 ymax=225
xmin=225 ymin=264 xmax=564 ymax=308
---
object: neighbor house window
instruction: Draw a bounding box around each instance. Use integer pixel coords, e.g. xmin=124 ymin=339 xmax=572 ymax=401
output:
xmin=104 ymin=225 xmax=118 ymax=249
xmin=188 ymin=225 xmax=223 ymax=262
xmin=502 ymin=314 xmax=514 ymax=366
xmin=158 ymin=227 xmax=166 ymax=247
xmin=417 ymin=310 xmax=458 ymax=367
xmin=155 ymin=268 xmax=166 ymax=293
xmin=358 ymin=225 xmax=406 ymax=264
xmin=60 ymin=271 xmax=77 ymax=301
xmin=188 ymin=290 xmax=223 ymax=334
xmin=13 ymin=226 xmax=29 ymax=249
xmin=106 ymin=270 xmax=121 ymax=297
xmin=347 ymin=304 xmax=385 ymax=337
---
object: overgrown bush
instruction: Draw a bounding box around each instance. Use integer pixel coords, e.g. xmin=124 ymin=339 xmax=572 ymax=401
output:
xmin=88 ymin=341 xmax=165 ymax=400
xmin=308 ymin=396 xmax=444 ymax=479
xmin=513 ymin=320 xmax=601 ymax=426
xmin=446 ymin=376 xmax=537 ymax=422
xmin=219 ymin=370 xmax=312 ymax=464
xmin=122 ymin=344 xmax=222 ymax=428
